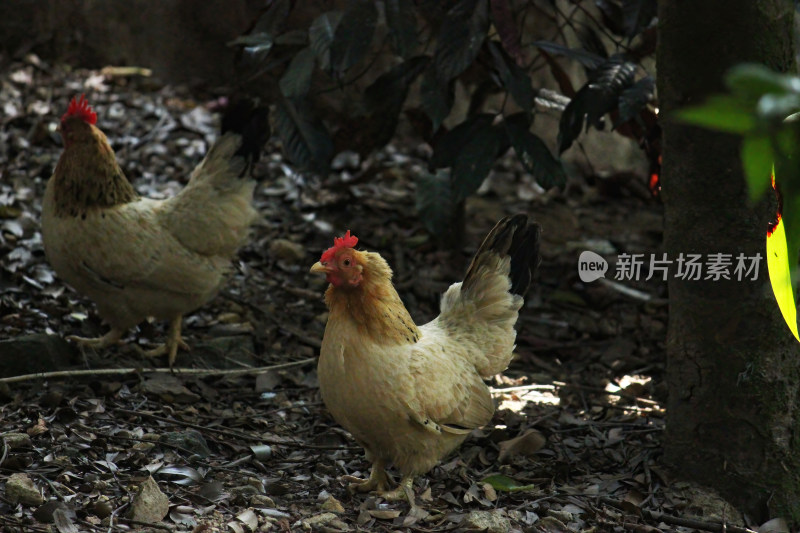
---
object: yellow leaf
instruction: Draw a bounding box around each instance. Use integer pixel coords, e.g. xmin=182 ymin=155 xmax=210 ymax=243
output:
xmin=766 ymin=202 xmax=799 ymax=341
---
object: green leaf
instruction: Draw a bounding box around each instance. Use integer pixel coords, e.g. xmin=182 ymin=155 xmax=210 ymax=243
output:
xmin=451 ymin=123 xmax=505 ymax=200
xmin=279 ymin=47 xmax=316 ymax=99
xmin=615 ymin=76 xmax=654 ymax=127
xmin=530 ymin=40 xmax=605 ymax=69
xmin=622 ymin=0 xmax=657 ymax=38
xmin=488 ymin=41 xmax=533 ymax=115
xmin=489 ymin=0 xmax=525 ymax=65
xmin=362 ymin=56 xmax=431 ymax=149
xmin=385 ymin=0 xmax=418 ymax=58
xmin=677 ymin=95 xmax=757 ymax=134
xmin=309 ymin=11 xmax=343 ymax=72
xmin=741 ymin=135 xmax=774 ymax=201
xmin=415 ymin=170 xmax=456 ymax=237
xmin=274 ymin=29 xmax=309 ymax=46
xmin=505 ymin=113 xmax=566 ymax=189
xmin=557 ymin=90 xmax=588 ymax=153
xmin=726 ymin=63 xmax=800 ymax=101
xmin=433 ymin=0 xmax=489 ymax=82
xmin=251 ymin=0 xmax=292 ymax=35
xmin=430 ymin=113 xmax=495 ymax=169
xmin=481 ymin=474 xmax=537 ymax=492
xmin=757 ymin=93 xmax=800 ymax=124
xmin=365 ymin=56 xmax=430 ymax=112
xmin=228 ymin=32 xmax=273 ymax=57
xmin=584 ymin=56 xmax=637 ymax=129
xmin=420 ymin=67 xmax=454 ymax=132
xmin=330 ymin=0 xmax=378 ymax=75
xmin=273 ymin=98 xmax=333 ymax=173
xmin=557 ymin=56 xmax=637 ymax=152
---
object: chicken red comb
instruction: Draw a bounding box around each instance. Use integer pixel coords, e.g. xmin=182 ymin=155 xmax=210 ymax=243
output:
xmin=61 ymin=94 xmax=97 ymax=125
xmin=320 ymin=230 xmax=358 ymax=263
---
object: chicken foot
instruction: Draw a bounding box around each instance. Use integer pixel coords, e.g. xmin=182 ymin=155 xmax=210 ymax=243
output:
xmin=343 ymin=461 xmax=415 ymax=503
xmin=136 ymin=316 xmax=188 ymax=367
xmin=343 ymin=459 xmax=392 ymax=494
xmin=67 ymin=327 xmax=125 ymax=350
xmin=376 ymin=475 xmax=415 ymax=502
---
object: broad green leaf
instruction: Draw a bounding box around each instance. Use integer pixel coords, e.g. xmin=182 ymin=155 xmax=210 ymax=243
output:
xmin=558 ymin=56 xmax=637 ymax=152
xmin=740 ymin=135 xmax=774 ymax=202
xmin=273 ymin=98 xmax=333 ymax=173
xmin=415 ymin=170 xmax=456 ymax=237
xmin=451 ymin=124 xmax=505 ymax=200
xmin=615 ymin=76 xmax=654 ymax=128
xmin=385 ymin=0 xmax=418 ymax=58
xmin=228 ymin=32 xmax=273 ymax=57
xmin=558 ymin=90 xmax=587 ymax=153
xmin=489 ymin=0 xmax=525 ymax=65
xmin=677 ymin=95 xmax=757 ymax=134
xmin=757 ymin=93 xmax=800 ymax=123
xmin=481 ymin=474 xmax=537 ymax=492
xmin=433 ymin=0 xmax=489 ymax=82
xmin=487 ymin=41 xmax=533 ymax=115
xmin=279 ymin=47 xmax=316 ymax=99
xmin=274 ymin=30 xmax=309 ymax=46
xmin=584 ymin=56 xmax=637 ymax=129
xmin=505 ymin=113 xmax=566 ymax=189
xmin=251 ymin=0 xmax=292 ymax=36
xmin=773 ymin=127 xmax=800 ymax=275
xmin=364 ymin=56 xmax=430 ymax=112
xmin=530 ymin=40 xmax=605 ymax=69
xmin=595 ymin=0 xmax=625 ymax=35
xmin=726 ymin=63 xmax=800 ymax=101
xmin=362 ymin=56 xmax=430 ymax=150
xmin=420 ymin=66 xmax=455 ymax=132
xmin=309 ymin=11 xmax=343 ymax=72
xmin=431 ymin=113 xmax=495 ymax=169
xmin=621 ymin=0 xmax=657 ymax=38
xmin=330 ymin=1 xmax=378 ymax=75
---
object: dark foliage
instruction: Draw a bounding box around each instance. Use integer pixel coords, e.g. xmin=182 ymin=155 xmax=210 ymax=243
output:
xmin=229 ymin=0 xmax=659 ymax=243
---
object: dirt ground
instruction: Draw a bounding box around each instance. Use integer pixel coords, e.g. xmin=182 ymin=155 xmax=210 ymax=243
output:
xmin=0 ymin=58 xmax=748 ymax=532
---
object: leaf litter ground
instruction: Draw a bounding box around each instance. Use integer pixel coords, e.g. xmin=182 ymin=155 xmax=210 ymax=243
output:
xmin=0 ymin=60 xmax=748 ymax=532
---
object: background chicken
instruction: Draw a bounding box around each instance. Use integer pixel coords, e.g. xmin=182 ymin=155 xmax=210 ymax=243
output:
xmin=310 ymin=214 xmax=541 ymax=500
xmin=41 ymin=95 xmax=269 ymax=366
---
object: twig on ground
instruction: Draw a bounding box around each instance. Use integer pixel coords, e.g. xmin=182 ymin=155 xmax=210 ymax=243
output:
xmin=112 ymin=407 xmax=358 ymax=451
xmin=0 ymin=357 xmax=316 ymax=384
xmin=600 ymin=497 xmax=756 ymax=533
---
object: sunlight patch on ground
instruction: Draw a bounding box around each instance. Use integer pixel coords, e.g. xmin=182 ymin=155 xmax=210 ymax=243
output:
xmin=491 ymin=383 xmax=560 ymax=413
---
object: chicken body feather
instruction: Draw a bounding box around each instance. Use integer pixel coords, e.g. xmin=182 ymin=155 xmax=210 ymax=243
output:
xmin=42 ymin=97 xmax=267 ymax=365
xmin=313 ymin=215 xmax=540 ymax=498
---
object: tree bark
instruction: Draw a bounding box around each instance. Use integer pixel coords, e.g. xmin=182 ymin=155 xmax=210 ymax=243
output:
xmin=658 ymin=0 xmax=800 ymax=522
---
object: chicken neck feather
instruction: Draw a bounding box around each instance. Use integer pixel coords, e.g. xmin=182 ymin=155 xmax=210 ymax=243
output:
xmin=324 ymin=253 xmax=420 ymax=346
xmin=51 ymin=125 xmax=137 ymax=217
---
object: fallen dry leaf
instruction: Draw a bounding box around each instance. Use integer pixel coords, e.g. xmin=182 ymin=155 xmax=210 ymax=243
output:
xmin=497 ymin=429 xmax=547 ymax=463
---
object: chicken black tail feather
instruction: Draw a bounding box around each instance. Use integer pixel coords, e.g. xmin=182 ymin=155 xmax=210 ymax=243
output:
xmin=464 ymin=214 xmax=541 ymax=297
xmin=221 ymin=98 xmax=270 ymax=173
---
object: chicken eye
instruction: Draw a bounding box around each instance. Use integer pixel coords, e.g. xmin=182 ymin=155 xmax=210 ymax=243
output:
xmin=343 ymin=259 xmax=351 ymax=267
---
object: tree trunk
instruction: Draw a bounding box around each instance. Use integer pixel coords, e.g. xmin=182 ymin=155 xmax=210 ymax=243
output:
xmin=658 ymin=0 xmax=800 ymax=522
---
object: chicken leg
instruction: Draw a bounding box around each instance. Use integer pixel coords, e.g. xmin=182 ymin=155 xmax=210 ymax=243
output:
xmin=376 ymin=475 xmax=414 ymax=502
xmin=344 ymin=459 xmax=392 ymax=494
xmin=137 ymin=316 xmax=188 ymax=367
xmin=67 ymin=327 xmax=125 ymax=350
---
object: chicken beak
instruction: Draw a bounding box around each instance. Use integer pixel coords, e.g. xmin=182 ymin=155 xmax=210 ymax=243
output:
xmin=310 ymin=262 xmax=328 ymax=275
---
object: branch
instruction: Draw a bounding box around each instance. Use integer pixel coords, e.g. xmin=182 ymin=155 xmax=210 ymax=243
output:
xmin=600 ymin=497 xmax=757 ymax=533
xmin=0 ymin=357 xmax=316 ymax=384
